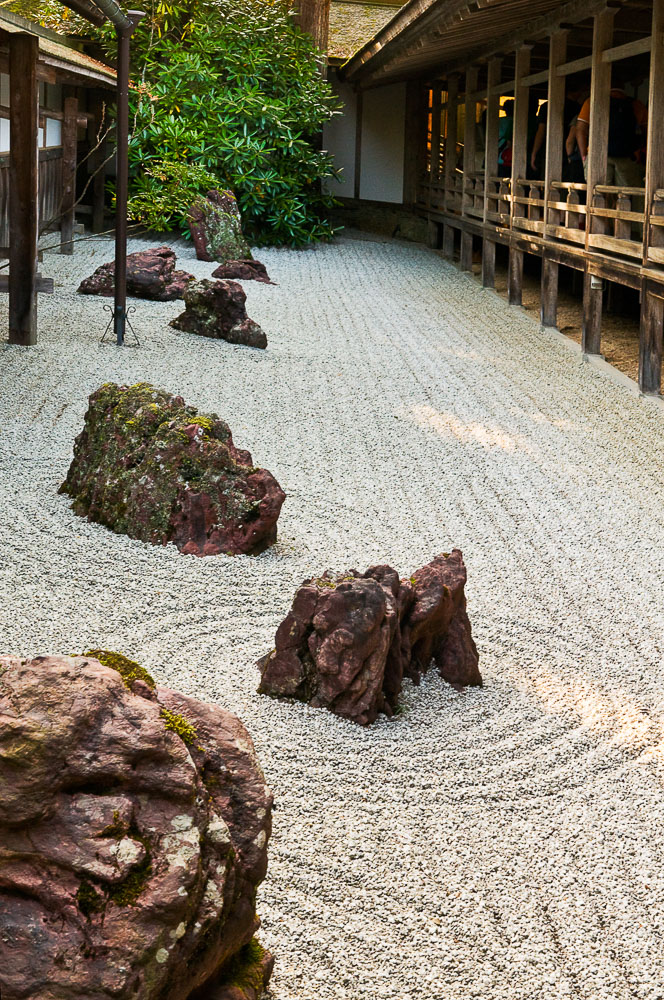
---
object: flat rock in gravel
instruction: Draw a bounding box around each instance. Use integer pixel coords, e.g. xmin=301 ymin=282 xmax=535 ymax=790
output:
xmin=170 ymin=279 xmax=267 ymax=349
xmin=0 ymin=652 xmax=273 ymax=1000
xmin=78 ymin=246 xmax=194 ymax=301
xmin=211 ymin=260 xmax=273 ymax=284
xmin=60 ymin=382 xmax=285 ymax=556
xmin=257 ymin=550 xmax=481 ymax=724
xmin=188 ymin=190 xmax=251 ymax=263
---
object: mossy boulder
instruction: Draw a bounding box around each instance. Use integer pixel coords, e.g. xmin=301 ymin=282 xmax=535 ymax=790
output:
xmin=78 ymin=246 xmax=194 ymax=301
xmin=170 ymin=279 xmax=267 ymax=349
xmin=188 ymin=189 xmax=251 ymax=264
xmin=0 ymin=653 xmax=274 ymax=999
xmin=60 ymin=382 xmax=285 ymax=556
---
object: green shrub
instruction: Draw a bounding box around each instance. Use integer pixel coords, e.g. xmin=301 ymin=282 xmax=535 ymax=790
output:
xmin=109 ymin=0 xmax=342 ymax=246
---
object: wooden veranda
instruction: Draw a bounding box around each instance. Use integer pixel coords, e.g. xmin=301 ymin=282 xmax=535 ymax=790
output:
xmin=342 ymin=0 xmax=664 ymax=395
xmin=0 ymin=10 xmax=115 ymax=345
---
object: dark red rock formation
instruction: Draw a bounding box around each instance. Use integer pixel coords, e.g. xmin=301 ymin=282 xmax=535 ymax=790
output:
xmin=78 ymin=246 xmax=194 ymax=301
xmin=257 ymin=550 xmax=481 ymax=725
xmin=211 ymin=260 xmax=273 ymax=284
xmin=170 ymin=279 xmax=267 ymax=349
xmin=0 ymin=652 xmax=273 ymax=1000
xmin=188 ymin=190 xmax=251 ymax=263
xmin=60 ymin=382 xmax=285 ymax=556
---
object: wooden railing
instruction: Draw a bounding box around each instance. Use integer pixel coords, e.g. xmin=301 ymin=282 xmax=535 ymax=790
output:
xmin=586 ymin=184 xmax=645 ymax=259
xmin=513 ymin=177 xmax=545 ymax=235
xmin=0 ymin=147 xmax=63 ymax=246
xmin=485 ymin=175 xmax=511 ymax=224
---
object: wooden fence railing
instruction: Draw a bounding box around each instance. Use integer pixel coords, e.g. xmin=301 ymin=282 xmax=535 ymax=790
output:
xmin=0 ymin=147 xmax=63 ymax=246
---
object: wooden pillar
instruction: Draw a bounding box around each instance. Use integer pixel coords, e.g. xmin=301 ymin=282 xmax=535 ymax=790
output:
xmin=541 ymin=257 xmax=559 ymax=327
xmin=294 ymin=0 xmax=330 ymax=52
xmin=582 ymin=268 xmax=603 ymax=355
xmin=88 ymin=95 xmax=107 ymax=234
xmin=461 ymin=66 xmax=478 ymax=271
xmin=444 ymin=74 xmax=459 ymax=214
xmin=8 ymin=33 xmax=39 ymax=346
xmin=585 ymin=8 xmax=615 ymax=242
xmin=508 ymin=46 xmax=531 ymax=304
xmin=639 ymin=0 xmax=664 ymax=392
xmin=482 ymin=57 xmax=501 ymax=288
xmin=539 ymin=30 xmax=568 ymax=327
xmin=60 ymin=96 xmax=78 ymax=254
xmin=430 ymin=82 xmax=442 ymax=186
xmin=354 ymin=89 xmax=363 ymax=201
xmin=404 ymin=80 xmax=424 ymax=207
xmin=639 ymin=279 xmax=664 ymax=394
xmin=442 ymin=223 xmax=455 ymax=258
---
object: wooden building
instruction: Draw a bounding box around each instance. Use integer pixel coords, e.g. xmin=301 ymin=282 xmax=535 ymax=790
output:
xmin=0 ymin=8 xmax=116 ymax=344
xmin=330 ymin=0 xmax=664 ymax=394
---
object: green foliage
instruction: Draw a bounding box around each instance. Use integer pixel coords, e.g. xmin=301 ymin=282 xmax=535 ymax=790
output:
xmin=104 ymin=0 xmax=342 ymax=246
xmin=127 ymin=160 xmax=219 ymax=233
xmin=160 ymin=707 xmax=197 ymax=745
xmin=1 ymin=0 xmax=88 ymax=33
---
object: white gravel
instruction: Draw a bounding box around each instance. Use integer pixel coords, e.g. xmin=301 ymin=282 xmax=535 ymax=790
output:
xmin=2 ymin=231 xmax=664 ymax=1000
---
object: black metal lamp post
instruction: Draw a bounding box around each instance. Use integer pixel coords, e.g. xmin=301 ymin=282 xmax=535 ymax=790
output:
xmin=61 ymin=2 xmax=145 ymax=345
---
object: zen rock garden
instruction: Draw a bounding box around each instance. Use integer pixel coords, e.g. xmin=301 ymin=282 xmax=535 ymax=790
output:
xmin=60 ymin=382 xmax=285 ymax=556
xmin=258 ymin=550 xmax=481 ymax=726
xmin=0 ymin=651 xmax=273 ymax=1000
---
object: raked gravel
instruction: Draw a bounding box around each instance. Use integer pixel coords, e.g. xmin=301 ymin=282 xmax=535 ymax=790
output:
xmin=2 ymin=232 xmax=664 ymax=1000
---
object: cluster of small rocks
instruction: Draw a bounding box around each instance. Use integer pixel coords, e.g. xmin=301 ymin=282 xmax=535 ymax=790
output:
xmin=258 ymin=550 xmax=481 ymax=725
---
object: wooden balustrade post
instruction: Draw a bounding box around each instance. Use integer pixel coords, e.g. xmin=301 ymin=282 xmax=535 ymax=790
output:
xmin=482 ymin=57 xmax=501 ymax=288
xmin=582 ymin=268 xmax=603 ymax=355
xmin=460 ymin=66 xmax=478 ymax=272
xmin=639 ymin=0 xmax=664 ymax=393
xmin=508 ymin=46 xmax=531 ymax=304
xmin=540 ymin=29 xmax=567 ymax=328
xmin=8 ymin=33 xmax=39 ymax=345
xmin=60 ymin=96 xmax=78 ymax=254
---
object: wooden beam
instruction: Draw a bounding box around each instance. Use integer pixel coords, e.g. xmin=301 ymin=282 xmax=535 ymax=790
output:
xmin=60 ymin=95 xmax=78 ymax=254
xmin=556 ymin=54 xmax=593 ymax=77
xmin=540 ymin=30 xmax=567 ymax=326
xmin=601 ymin=35 xmax=652 ymax=63
xmin=482 ymin=57 xmax=501 ymax=288
xmin=508 ymin=46 xmax=531 ymax=305
xmin=88 ymin=95 xmax=108 ymax=234
xmin=585 ymin=6 xmax=615 ymax=278
xmin=8 ymin=33 xmax=39 ymax=346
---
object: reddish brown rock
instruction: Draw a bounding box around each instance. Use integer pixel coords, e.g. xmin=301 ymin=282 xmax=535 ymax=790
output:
xmin=170 ymin=279 xmax=267 ymax=349
xmin=211 ymin=260 xmax=273 ymax=284
xmin=188 ymin=190 xmax=251 ymax=263
xmin=78 ymin=245 xmax=194 ymax=301
xmin=258 ymin=550 xmax=481 ymax=725
xmin=0 ymin=652 xmax=273 ymax=1000
xmin=60 ymin=382 xmax=285 ymax=556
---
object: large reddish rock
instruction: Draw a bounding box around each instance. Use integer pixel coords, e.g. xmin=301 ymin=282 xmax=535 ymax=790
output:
xmin=188 ymin=190 xmax=251 ymax=264
xmin=211 ymin=260 xmax=273 ymax=284
xmin=78 ymin=246 xmax=194 ymax=301
xmin=60 ymin=382 xmax=285 ymax=556
xmin=170 ymin=279 xmax=267 ymax=349
xmin=257 ymin=550 xmax=481 ymax=725
xmin=0 ymin=651 xmax=273 ymax=1000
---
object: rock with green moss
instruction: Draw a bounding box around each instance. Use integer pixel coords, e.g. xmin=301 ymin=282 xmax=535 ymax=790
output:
xmin=0 ymin=652 xmax=274 ymax=999
xmin=188 ymin=189 xmax=251 ymax=263
xmin=60 ymin=382 xmax=285 ymax=556
xmin=170 ymin=279 xmax=267 ymax=349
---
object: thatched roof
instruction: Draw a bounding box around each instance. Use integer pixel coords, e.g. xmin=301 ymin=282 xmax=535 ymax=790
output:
xmin=329 ymin=1 xmax=404 ymax=61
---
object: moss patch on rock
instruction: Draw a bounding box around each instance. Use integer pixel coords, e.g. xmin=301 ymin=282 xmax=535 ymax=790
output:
xmin=160 ymin=707 xmax=197 ymax=746
xmin=83 ymin=649 xmax=156 ymax=690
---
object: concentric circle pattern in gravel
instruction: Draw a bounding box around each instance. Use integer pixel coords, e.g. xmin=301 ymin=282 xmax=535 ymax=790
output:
xmin=1 ymin=233 xmax=664 ymax=1000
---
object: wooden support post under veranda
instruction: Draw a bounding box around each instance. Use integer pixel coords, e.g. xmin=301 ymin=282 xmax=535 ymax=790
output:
xmin=508 ymin=46 xmax=531 ymax=305
xmin=639 ymin=0 xmax=664 ymax=394
xmin=8 ymin=32 xmax=39 ymax=346
xmin=60 ymin=95 xmax=79 ymax=255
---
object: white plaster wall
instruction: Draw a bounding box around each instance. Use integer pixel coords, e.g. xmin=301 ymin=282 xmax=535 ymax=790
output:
xmin=322 ymin=80 xmax=357 ymax=197
xmin=359 ymin=82 xmax=406 ymax=204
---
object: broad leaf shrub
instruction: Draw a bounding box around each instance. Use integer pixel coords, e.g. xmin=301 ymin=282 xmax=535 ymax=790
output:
xmin=112 ymin=0 xmax=342 ymax=246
